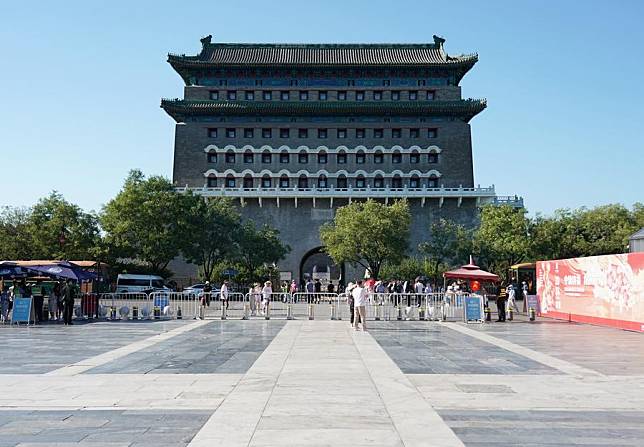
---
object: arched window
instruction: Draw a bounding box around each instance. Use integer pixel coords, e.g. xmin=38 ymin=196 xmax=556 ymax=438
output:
xmin=337 ymin=150 xmax=347 ymax=164
xmin=318 ymin=151 xmax=327 ymax=164
xmin=410 ymin=151 xmax=420 ymax=164
xmin=298 ymin=175 xmax=309 ymax=189
xmin=279 ymin=175 xmax=290 ymax=188
xmin=374 ymin=150 xmax=384 ymax=164
xmin=355 ymin=175 xmax=366 ymax=189
xmin=317 ymin=175 xmax=328 ymax=188
xmin=280 ymin=151 xmax=289 ymax=164
xmin=261 ymin=151 xmax=272 ymax=164
xmin=428 ymin=175 xmax=439 ymax=188
xmin=373 ymin=175 xmax=384 ymax=189
xmin=355 ymin=150 xmax=366 ymax=164
xmin=392 ymin=150 xmax=402 ymax=164
xmin=298 ymin=151 xmax=309 ymax=164
xmin=243 ymin=175 xmax=254 ymax=189
xmin=428 ymin=152 xmax=439 ymax=164
xmin=261 ymin=175 xmax=272 ymax=188
xmin=391 ymin=175 xmax=402 ymax=189
xmin=207 ymin=176 xmax=217 ymax=188
xmin=243 ymin=151 xmax=254 ymax=164
xmin=409 ymin=175 xmax=420 ymax=189
xmin=225 ymin=175 xmax=236 ymax=188
xmin=337 ymin=174 xmax=347 ymax=189
xmin=225 ymin=151 xmax=236 ymax=163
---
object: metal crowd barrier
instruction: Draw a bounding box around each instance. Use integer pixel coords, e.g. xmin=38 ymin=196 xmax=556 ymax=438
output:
xmin=61 ymin=290 xmax=472 ymax=323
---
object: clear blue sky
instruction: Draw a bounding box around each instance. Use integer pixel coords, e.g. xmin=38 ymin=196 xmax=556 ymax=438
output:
xmin=1 ymin=0 xmax=642 ymax=216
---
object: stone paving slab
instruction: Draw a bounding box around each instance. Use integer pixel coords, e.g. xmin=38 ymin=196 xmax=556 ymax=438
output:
xmin=0 ymin=409 xmax=210 ymax=446
xmin=438 ymin=409 xmax=644 ymax=446
xmin=368 ymin=321 xmax=558 ymax=375
xmin=85 ymin=320 xmax=286 ymax=375
xmin=463 ymin=319 xmax=644 ymax=376
xmin=0 ymin=321 xmax=190 ymax=374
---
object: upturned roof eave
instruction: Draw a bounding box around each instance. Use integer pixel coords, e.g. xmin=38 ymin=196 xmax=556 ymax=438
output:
xmin=160 ymin=99 xmax=486 ymax=122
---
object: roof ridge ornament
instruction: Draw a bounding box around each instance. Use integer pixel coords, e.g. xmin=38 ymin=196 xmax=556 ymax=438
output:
xmin=433 ymin=35 xmax=446 ymax=48
xmin=200 ymin=34 xmax=212 ymax=47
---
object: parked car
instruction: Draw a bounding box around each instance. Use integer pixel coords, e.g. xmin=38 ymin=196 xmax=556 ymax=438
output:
xmin=182 ymin=283 xmax=220 ymax=297
xmin=116 ymin=274 xmax=166 ymax=294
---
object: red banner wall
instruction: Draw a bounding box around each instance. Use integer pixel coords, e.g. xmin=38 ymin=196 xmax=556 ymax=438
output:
xmin=537 ymin=253 xmax=644 ymax=332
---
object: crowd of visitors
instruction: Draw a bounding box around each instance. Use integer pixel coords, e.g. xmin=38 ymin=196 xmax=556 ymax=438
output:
xmin=0 ymin=278 xmax=78 ymax=325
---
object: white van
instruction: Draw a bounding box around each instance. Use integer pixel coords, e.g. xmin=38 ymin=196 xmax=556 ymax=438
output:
xmin=116 ymin=274 xmax=166 ymax=294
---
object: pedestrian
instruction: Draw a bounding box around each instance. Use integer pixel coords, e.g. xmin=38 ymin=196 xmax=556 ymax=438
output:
xmin=250 ymin=283 xmax=261 ymax=315
xmin=496 ymin=286 xmax=507 ymax=322
xmin=0 ymin=282 xmax=9 ymax=323
xmin=281 ymin=281 xmax=289 ymax=303
xmin=305 ymin=278 xmax=314 ymax=303
xmin=346 ymin=281 xmax=357 ymax=325
xmin=49 ymin=281 xmax=60 ymax=322
xmin=62 ymin=279 xmax=76 ymax=325
xmin=507 ymin=284 xmax=519 ymax=315
xmin=220 ymin=280 xmax=229 ymax=311
xmin=261 ymin=280 xmax=272 ymax=315
xmin=352 ymin=280 xmax=368 ymax=331
xmin=414 ymin=277 xmax=424 ymax=307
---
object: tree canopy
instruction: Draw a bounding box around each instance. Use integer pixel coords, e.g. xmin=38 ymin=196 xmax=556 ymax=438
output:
xmin=320 ymin=199 xmax=410 ymax=280
xmin=101 ymin=170 xmax=193 ymax=274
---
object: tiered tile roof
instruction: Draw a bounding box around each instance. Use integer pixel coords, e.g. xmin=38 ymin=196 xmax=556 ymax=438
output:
xmin=161 ymin=99 xmax=487 ymax=122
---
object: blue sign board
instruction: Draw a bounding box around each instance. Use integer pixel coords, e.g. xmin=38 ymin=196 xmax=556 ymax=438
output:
xmin=464 ymin=295 xmax=483 ymax=323
xmin=222 ymin=268 xmax=239 ymax=277
xmin=153 ymin=296 xmax=169 ymax=309
xmin=12 ymin=297 xmax=33 ymax=325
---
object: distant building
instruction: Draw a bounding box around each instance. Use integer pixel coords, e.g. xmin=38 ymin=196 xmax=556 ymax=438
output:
xmin=162 ymin=35 xmax=522 ymax=286
xmin=630 ymin=228 xmax=644 ymax=253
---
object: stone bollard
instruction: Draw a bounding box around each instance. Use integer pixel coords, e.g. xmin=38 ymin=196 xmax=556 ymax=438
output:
xmin=529 ymin=307 xmax=536 ymax=321
xmin=242 ymin=303 xmax=250 ymax=320
xmin=221 ymin=304 xmax=227 ymax=320
xmin=177 ymin=306 xmax=182 ymax=320
xmin=308 ymin=304 xmax=315 ymax=320
xmin=375 ymin=304 xmax=382 ymax=321
xmin=330 ymin=303 xmax=337 ymax=320
xmin=265 ymin=302 xmax=270 ymax=320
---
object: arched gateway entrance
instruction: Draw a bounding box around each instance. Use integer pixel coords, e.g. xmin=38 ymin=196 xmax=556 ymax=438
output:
xmin=299 ymin=247 xmax=344 ymax=291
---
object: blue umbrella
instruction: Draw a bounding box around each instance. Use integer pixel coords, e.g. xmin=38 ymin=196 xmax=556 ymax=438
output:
xmin=24 ymin=262 xmax=97 ymax=281
xmin=0 ymin=266 xmax=27 ymax=278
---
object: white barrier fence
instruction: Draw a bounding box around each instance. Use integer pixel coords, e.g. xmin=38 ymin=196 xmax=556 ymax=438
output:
xmin=67 ymin=291 xmax=472 ymax=322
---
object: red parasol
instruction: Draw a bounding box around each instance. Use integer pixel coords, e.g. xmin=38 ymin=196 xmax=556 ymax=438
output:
xmin=443 ymin=256 xmax=500 ymax=282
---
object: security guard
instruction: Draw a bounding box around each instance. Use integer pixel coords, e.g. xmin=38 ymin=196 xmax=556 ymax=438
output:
xmin=496 ymin=285 xmax=507 ymax=322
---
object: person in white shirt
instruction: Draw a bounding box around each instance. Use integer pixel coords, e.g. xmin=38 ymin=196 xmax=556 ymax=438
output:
xmin=220 ymin=280 xmax=229 ymax=310
xmin=352 ymin=280 xmax=368 ymax=331
xmin=261 ymin=281 xmax=272 ymax=315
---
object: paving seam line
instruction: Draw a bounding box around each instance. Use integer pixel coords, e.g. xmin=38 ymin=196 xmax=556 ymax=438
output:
xmin=186 ymin=321 xmax=302 ymax=447
xmin=45 ymin=319 xmax=213 ymax=377
xmin=437 ymin=322 xmax=604 ymax=378
xmin=352 ymin=328 xmax=466 ymax=447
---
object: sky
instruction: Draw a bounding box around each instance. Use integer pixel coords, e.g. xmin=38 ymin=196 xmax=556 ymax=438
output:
xmin=0 ymin=0 xmax=642 ymax=216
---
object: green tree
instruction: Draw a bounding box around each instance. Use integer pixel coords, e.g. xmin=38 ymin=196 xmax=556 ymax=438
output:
xmin=474 ymin=204 xmax=529 ymax=276
xmin=101 ymin=170 xmax=192 ymax=274
xmin=320 ymin=199 xmax=410 ymax=280
xmin=235 ymin=222 xmax=290 ymax=283
xmin=0 ymin=206 xmax=34 ymax=260
xmin=181 ymin=197 xmax=241 ymax=281
xmin=419 ymin=218 xmax=472 ymax=285
xmin=27 ymin=192 xmax=101 ymax=260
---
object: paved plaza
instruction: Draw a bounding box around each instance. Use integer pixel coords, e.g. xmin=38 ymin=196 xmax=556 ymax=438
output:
xmin=0 ymin=318 xmax=643 ymax=446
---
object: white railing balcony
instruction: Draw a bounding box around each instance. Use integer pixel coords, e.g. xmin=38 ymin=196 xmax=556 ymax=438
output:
xmin=175 ymin=185 xmax=498 ymax=200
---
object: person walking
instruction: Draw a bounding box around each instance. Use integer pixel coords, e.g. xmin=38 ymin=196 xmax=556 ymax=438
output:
xmin=220 ymin=280 xmax=229 ymax=311
xmin=261 ymin=281 xmax=272 ymax=316
xmin=507 ymin=284 xmax=519 ymax=315
xmin=305 ymin=279 xmax=314 ymax=303
xmin=62 ymin=279 xmax=76 ymax=325
xmin=352 ymin=280 xmax=368 ymax=331
xmin=49 ymin=281 xmax=60 ymax=322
